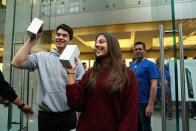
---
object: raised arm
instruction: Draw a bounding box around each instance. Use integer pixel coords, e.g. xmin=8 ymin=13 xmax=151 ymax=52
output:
xmin=12 ymin=26 xmax=43 ymax=68
xmin=11 ymin=38 xmax=37 ymax=67
xmin=66 ymin=72 xmax=88 ymax=111
xmin=66 ymin=57 xmax=79 ymax=84
xmin=65 ymin=57 xmax=88 ymax=111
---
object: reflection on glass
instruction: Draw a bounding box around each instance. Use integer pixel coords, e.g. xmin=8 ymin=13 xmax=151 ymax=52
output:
xmin=185 ymin=68 xmax=194 ymax=99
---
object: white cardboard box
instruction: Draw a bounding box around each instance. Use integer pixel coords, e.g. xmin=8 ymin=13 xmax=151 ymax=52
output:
xmin=27 ymin=18 xmax=43 ymax=38
xmin=59 ymin=45 xmax=80 ymax=68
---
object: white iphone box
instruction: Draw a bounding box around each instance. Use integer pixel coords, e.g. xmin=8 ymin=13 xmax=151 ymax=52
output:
xmin=27 ymin=18 xmax=43 ymax=38
xmin=59 ymin=45 xmax=80 ymax=68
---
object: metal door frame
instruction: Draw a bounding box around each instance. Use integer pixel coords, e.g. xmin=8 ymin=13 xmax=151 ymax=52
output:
xmin=159 ymin=24 xmax=189 ymax=131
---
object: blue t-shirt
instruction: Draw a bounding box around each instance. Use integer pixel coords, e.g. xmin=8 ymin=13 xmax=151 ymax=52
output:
xmin=156 ymin=66 xmax=161 ymax=96
xmin=130 ymin=59 xmax=158 ymax=103
xmin=165 ymin=71 xmax=171 ymax=93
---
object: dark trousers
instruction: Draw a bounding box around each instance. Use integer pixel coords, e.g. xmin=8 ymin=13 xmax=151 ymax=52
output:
xmin=138 ymin=103 xmax=152 ymax=131
xmin=192 ymin=102 xmax=196 ymax=116
xmin=38 ymin=110 xmax=77 ymax=131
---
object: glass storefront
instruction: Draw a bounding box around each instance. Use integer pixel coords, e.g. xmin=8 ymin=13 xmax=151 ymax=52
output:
xmin=0 ymin=0 xmax=196 ymax=130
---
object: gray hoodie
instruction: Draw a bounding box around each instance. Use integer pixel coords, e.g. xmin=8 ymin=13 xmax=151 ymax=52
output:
xmin=23 ymin=48 xmax=85 ymax=112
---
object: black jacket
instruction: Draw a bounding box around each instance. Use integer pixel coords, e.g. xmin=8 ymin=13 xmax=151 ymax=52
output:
xmin=0 ymin=70 xmax=17 ymax=102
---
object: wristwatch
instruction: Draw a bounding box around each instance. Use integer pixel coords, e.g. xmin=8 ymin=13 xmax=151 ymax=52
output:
xmin=18 ymin=103 xmax=25 ymax=109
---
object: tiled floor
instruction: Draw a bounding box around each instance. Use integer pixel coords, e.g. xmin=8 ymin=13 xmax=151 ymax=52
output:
xmin=1 ymin=105 xmax=196 ymax=131
xmin=152 ymin=111 xmax=196 ymax=131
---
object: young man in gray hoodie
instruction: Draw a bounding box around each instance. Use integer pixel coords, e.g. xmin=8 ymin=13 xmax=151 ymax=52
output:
xmin=12 ymin=24 xmax=85 ymax=131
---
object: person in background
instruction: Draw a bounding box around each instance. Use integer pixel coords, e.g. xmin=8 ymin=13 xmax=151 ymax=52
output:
xmin=11 ymin=24 xmax=85 ymax=131
xmin=65 ymin=32 xmax=138 ymax=131
xmin=130 ymin=41 xmax=158 ymax=131
xmin=129 ymin=58 xmax=136 ymax=67
xmin=191 ymin=57 xmax=196 ymax=120
xmin=164 ymin=62 xmax=174 ymax=119
xmin=82 ymin=62 xmax=87 ymax=71
xmin=122 ymin=59 xmax=126 ymax=65
xmin=0 ymin=70 xmax=34 ymax=117
xmin=132 ymin=57 xmax=136 ymax=63
xmin=155 ymin=58 xmax=161 ymax=110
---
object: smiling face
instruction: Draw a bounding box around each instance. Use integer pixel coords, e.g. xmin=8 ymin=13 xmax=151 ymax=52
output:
xmin=94 ymin=35 xmax=109 ymax=58
xmin=134 ymin=44 xmax=145 ymax=61
xmin=55 ymin=28 xmax=71 ymax=53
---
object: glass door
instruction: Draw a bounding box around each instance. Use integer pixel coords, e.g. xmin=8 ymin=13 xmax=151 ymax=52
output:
xmin=2 ymin=0 xmax=196 ymax=131
xmin=2 ymin=0 xmax=41 ymax=130
xmin=157 ymin=1 xmax=196 ymax=131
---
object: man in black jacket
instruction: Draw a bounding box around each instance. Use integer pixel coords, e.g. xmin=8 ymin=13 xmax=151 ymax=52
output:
xmin=0 ymin=70 xmax=34 ymax=117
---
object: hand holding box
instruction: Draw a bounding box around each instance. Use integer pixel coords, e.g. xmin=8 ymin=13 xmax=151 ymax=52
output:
xmin=59 ymin=45 xmax=80 ymax=68
xmin=27 ymin=18 xmax=44 ymax=39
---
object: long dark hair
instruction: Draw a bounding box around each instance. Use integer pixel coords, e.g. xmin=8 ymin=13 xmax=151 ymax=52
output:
xmin=85 ymin=32 xmax=128 ymax=95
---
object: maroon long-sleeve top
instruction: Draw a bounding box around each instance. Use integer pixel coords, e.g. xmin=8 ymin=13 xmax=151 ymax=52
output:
xmin=66 ymin=68 xmax=138 ymax=131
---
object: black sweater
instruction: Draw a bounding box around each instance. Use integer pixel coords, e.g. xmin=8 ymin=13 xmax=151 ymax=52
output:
xmin=0 ymin=70 xmax=17 ymax=102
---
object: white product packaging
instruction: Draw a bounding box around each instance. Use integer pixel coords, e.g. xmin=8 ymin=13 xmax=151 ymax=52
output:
xmin=27 ymin=18 xmax=44 ymax=39
xmin=59 ymin=45 xmax=80 ymax=68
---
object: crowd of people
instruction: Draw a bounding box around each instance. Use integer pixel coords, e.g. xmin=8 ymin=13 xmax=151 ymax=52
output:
xmin=1 ymin=22 xmax=195 ymax=131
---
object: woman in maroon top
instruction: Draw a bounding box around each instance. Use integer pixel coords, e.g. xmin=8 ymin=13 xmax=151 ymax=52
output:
xmin=65 ymin=32 xmax=138 ymax=131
